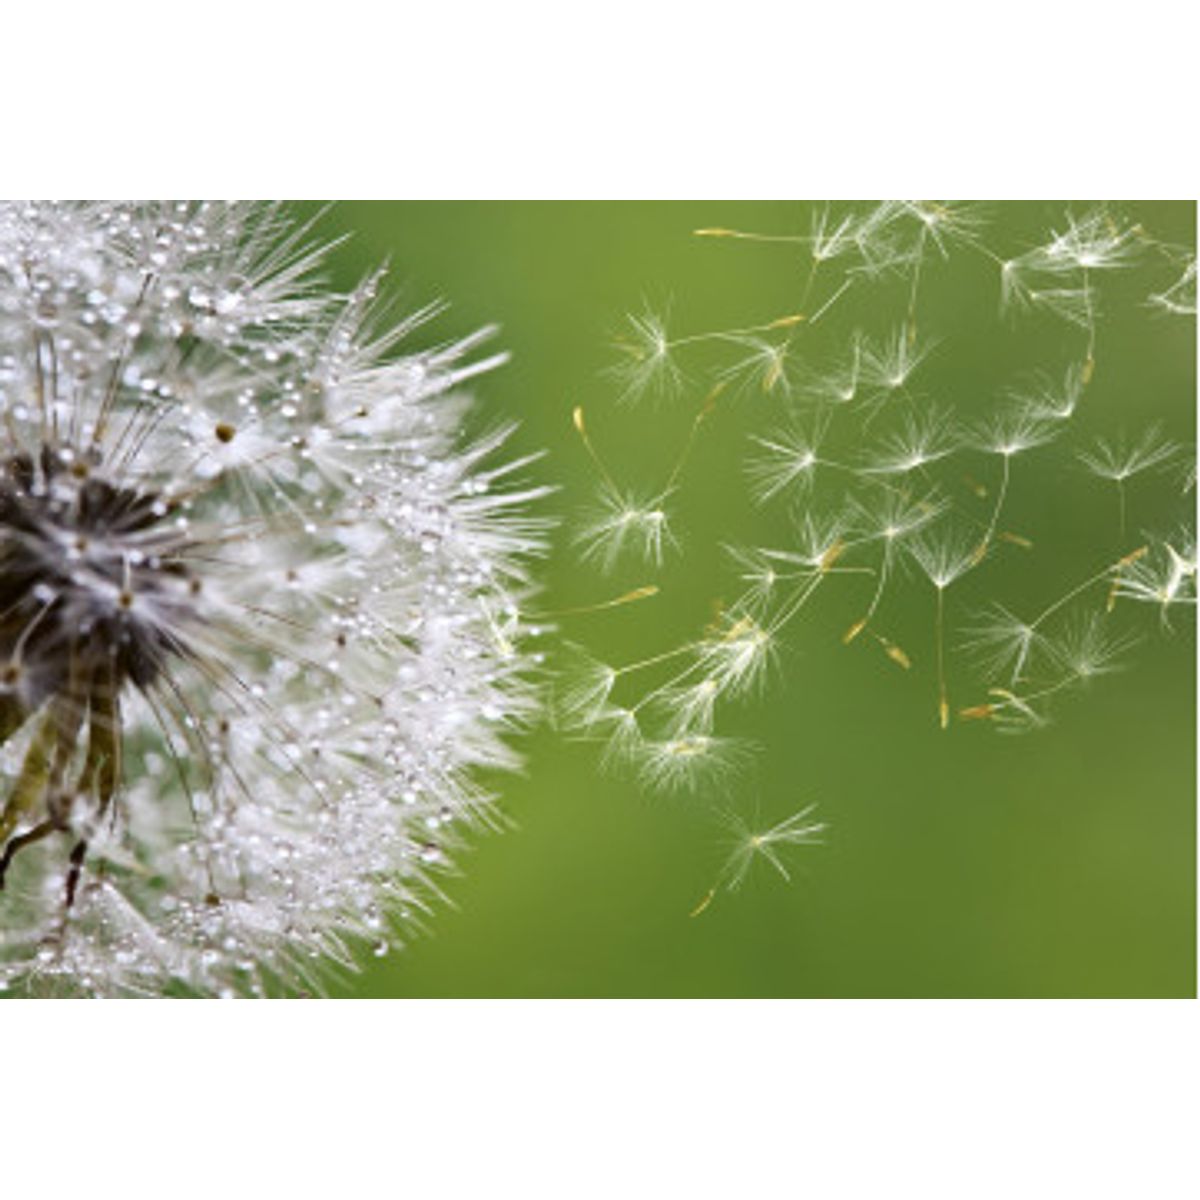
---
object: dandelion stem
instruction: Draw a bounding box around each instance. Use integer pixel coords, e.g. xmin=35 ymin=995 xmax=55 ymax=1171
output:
xmin=616 ymin=643 xmax=698 ymax=678
xmin=768 ymin=573 xmax=827 ymax=638
xmin=663 ymin=385 xmax=723 ymax=494
xmin=0 ymin=705 xmax=58 ymax=847
xmin=522 ymin=585 xmax=659 ymax=621
xmin=1030 ymin=547 xmax=1147 ymax=630
xmin=808 ymin=278 xmax=853 ymax=326
xmin=935 ymin=585 xmax=949 ymax=730
xmin=572 ymin=406 xmax=620 ymax=494
xmin=906 ymin=227 xmax=927 ymax=342
xmin=975 ymin=454 xmax=1011 ymax=562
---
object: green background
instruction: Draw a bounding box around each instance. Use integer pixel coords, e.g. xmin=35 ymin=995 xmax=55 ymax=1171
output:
xmin=306 ymin=202 xmax=1195 ymax=998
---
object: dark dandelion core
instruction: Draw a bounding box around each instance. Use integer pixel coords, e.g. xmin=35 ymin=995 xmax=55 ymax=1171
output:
xmin=1 ymin=444 xmax=194 ymax=709
xmin=1 ymin=441 xmax=202 ymax=897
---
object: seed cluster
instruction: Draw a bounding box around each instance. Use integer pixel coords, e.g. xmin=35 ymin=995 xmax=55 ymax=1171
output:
xmin=561 ymin=203 xmax=1194 ymax=900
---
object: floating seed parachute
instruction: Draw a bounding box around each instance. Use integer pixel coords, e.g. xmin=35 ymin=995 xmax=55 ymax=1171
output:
xmin=561 ymin=202 xmax=1195 ymax=842
xmin=0 ymin=202 xmax=544 ymax=995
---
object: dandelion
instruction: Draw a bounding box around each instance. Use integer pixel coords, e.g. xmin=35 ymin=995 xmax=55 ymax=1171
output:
xmin=691 ymin=803 xmax=826 ymax=913
xmin=863 ymin=327 xmax=936 ymax=395
xmin=1112 ymin=531 xmax=1197 ymax=623
xmin=911 ymin=525 xmax=978 ymax=728
xmin=715 ymin=336 xmax=800 ymax=398
xmin=861 ymin=406 xmax=961 ymax=476
xmin=808 ymin=205 xmax=863 ymax=265
xmin=960 ymin=604 xmax=1047 ymax=684
xmin=1050 ymin=613 xmax=1140 ymax=682
xmin=1148 ymin=254 xmax=1197 ymax=316
xmin=724 ymin=544 xmax=781 ymax=611
xmin=971 ymin=405 xmax=1057 ymax=559
xmin=1077 ymin=427 xmax=1180 ymax=534
xmin=898 ymin=201 xmax=989 ymax=258
xmin=801 ymin=332 xmax=865 ymax=405
xmin=843 ymin=489 xmax=947 ymax=643
xmin=0 ymin=202 xmax=544 ymax=996
xmin=609 ymin=308 xmax=684 ymax=405
xmin=746 ymin=419 xmax=828 ymax=503
xmin=593 ymin=704 xmax=645 ymax=769
xmin=1037 ymin=209 xmax=1142 ymax=275
xmin=554 ymin=647 xmax=619 ymax=730
xmin=633 ymin=734 xmax=746 ymax=796
xmin=1008 ymin=362 xmax=1089 ymax=421
xmin=698 ymin=613 xmax=776 ymax=698
xmin=652 ymin=677 xmax=723 ymax=736
xmin=1078 ymin=427 xmax=1180 ymax=482
xmin=579 ymin=200 xmax=1192 ymax=802
xmin=958 ymin=546 xmax=1153 ymax=722
xmin=575 ymin=483 xmax=675 ymax=572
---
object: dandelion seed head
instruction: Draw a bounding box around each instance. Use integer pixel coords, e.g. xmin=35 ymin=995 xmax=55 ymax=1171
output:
xmin=0 ymin=202 xmax=544 ymax=996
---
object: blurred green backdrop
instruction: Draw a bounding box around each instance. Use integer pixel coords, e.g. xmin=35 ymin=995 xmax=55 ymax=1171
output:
xmin=305 ymin=202 xmax=1194 ymax=998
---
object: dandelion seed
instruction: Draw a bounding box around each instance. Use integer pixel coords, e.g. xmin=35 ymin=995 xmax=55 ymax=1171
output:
xmin=634 ymin=734 xmax=746 ymax=796
xmin=802 ymin=332 xmax=865 ymax=406
xmin=1078 ymin=426 xmax=1180 ymax=534
xmin=898 ymin=201 xmax=990 ymax=257
xmin=843 ymin=490 xmax=946 ymax=640
xmin=1113 ymin=531 xmax=1197 ymax=623
xmin=575 ymin=483 xmax=676 ymax=572
xmin=0 ymin=202 xmax=545 ymax=996
xmin=704 ymin=803 xmax=826 ymax=899
xmin=960 ymin=604 xmax=1046 ymax=683
xmin=974 ymin=406 xmax=1057 ymax=460
xmin=969 ymin=405 xmax=1056 ymax=560
xmin=1078 ymin=427 xmax=1180 ymax=483
xmin=555 ymin=647 xmax=619 ymax=730
xmin=724 ymin=544 xmax=781 ymax=610
xmin=863 ymin=327 xmax=935 ymax=394
xmin=977 ymin=687 xmax=1049 ymax=734
xmin=1037 ymin=209 xmax=1143 ymax=275
xmin=1050 ymin=613 xmax=1140 ymax=682
xmin=698 ymin=613 xmax=776 ymax=697
xmin=808 ymin=205 xmax=863 ymax=264
xmin=911 ymin=526 xmax=978 ymax=728
xmin=746 ymin=421 xmax=825 ymax=503
xmin=652 ymin=677 xmax=724 ymax=736
xmin=1038 ymin=287 xmax=1101 ymax=334
xmin=861 ymin=406 xmax=961 ymax=475
xmin=716 ymin=337 xmax=799 ymax=398
xmin=1008 ymin=361 xmax=1089 ymax=421
xmin=609 ymin=308 xmax=684 ymax=405
xmin=1148 ymin=254 xmax=1197 ymax=316
xmin=594 ymin=705 xmax=645 ymax=769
